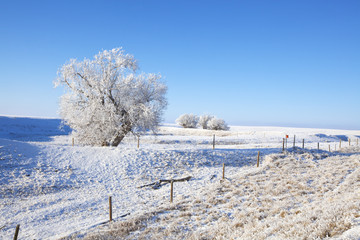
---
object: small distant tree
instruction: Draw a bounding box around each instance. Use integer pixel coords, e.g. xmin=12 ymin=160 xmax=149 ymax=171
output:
xmin=198 ymin=114 xmax=214 ymax=129
xmin=207 ymin=117 xmax=229 ymax=131
xmin=54 ymin=48 xmax=167 ymax=146
xmin=176 ymin=114 xmax=199 ymax=128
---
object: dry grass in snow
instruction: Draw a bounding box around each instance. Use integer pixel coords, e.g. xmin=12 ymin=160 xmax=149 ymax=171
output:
xmin=84 ymin=148 xmax=360 ymax=240
xmin=2 ymin=117 xmax=359 ymax=239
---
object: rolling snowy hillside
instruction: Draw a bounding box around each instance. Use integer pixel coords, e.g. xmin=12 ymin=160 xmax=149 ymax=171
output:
xmin=0 ymin=116 xmax=359 ymax=239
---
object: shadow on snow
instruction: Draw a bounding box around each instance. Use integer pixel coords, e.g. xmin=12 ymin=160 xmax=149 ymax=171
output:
xmin=0 ymin=116 xmax=71 ymax=142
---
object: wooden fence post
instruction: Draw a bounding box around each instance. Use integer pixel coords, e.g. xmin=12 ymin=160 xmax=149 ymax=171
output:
xmin=302 ymin=139 xmax=304 ymax=149
xmin=340 ymin=139 xmax=342 ymax=149
xmin=293 ymin=135 xmax=296 ymax=148
xmin=317 ymin=142 xmax=319 ymax=150
xmin=257 ymin=151 xmax=260 ymax=167
xmin=328 ymin=145 xmax=330 ymax=152
xmin=13 ymin=224 xmax=20 ymax=240
xmin=170 ymin=180 xmax=174 ymax=203
xmin=349 ymin=138 xmax=351 ymax=146
xmin=282 ymin=138 xmax=285 ymax=152
xmin=212 ymin=134 xmax=215 ymax=150
xmin=137 ymin=136 xmax=140 ymax=149
xmin=222 ymin=163 xmax=225 ymax=179
xmin=357 ymin=138 xmax=359 ymax=146
xmin=72 ymin=138 xmax=74 ymax=147
xmin=109 ymin=196 xmax=112 ymax=222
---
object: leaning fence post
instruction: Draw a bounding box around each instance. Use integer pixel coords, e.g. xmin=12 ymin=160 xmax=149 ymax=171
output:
xmin=13 ymin=224 xmax=20 ymax=240
xmin=257 ymin=151 xmax=260 ymax=167
xmin=109 ymin=196 xmax=112 ymax=222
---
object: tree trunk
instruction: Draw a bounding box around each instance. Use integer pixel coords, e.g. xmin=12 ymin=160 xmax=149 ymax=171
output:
xmin=111 ymin=120 xmax=132 ymax=146
xmin=111 ymin=134 xmax=126 ymax=147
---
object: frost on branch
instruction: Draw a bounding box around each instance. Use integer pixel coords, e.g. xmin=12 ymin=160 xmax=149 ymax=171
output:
xmin=198 ymin=114 xmax=214 ymax=129
xmin=207 ymin=117 xmax=229 ymax=131
xmin=54 ymin=48 xmax=167 ymax=146
xmin=176 ymin=114 xmax=199 ymax=128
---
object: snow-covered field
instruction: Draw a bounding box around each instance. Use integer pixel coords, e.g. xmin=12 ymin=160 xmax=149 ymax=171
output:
xmin=0 ymin=116 xmax=359 ymax=239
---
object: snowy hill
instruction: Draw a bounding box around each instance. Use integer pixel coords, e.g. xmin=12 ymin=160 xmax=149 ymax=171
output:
xmin=0 ymin=116 xmax=359 ymax=239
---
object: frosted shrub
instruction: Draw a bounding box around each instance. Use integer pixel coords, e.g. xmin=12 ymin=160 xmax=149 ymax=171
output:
xmin=207 ymin=117 xmax=229 ymax=131
xmin=198 ymin=115 xmax=214 ymax=129
xmin=176 ymin=114 xmax=199 ymax=128
xmin=54 ymin=48 xmax=167 ymax=146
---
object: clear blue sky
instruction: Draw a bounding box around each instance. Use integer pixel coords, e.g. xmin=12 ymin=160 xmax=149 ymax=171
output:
xmin=1 ymin=0 xmax=359 ymax=129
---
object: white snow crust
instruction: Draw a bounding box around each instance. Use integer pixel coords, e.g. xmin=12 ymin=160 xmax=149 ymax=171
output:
xmin=0 ymin=116 xmax=359 ymax=239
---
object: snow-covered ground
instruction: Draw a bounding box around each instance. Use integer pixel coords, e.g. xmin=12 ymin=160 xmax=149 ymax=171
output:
xmin=0 ymin=116 xmax=359 ymax=239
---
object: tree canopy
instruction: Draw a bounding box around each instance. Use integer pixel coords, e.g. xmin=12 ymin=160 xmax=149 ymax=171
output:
xmin=54 ymin=48 xmax=167 ymax=146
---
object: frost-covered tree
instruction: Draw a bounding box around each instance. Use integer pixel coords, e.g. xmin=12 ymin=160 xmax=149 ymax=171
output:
xmin=198 ymin=114 xmax=214 ymax=129
xmin=207 ymin=117 xmax=229 ymax=131
xmin=176 ymin=114 xmax=199 ymax=128
xmin=54 ymin=48 xmax=167 ymax=146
